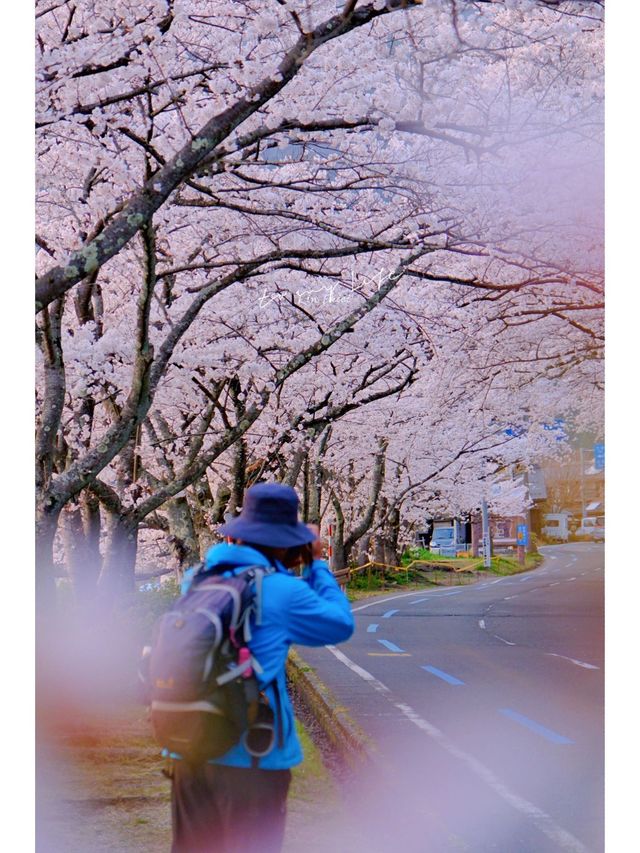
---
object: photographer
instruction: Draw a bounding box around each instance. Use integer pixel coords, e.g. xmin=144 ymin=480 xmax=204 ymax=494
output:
xmin=170 ymin=482 xmax=354 ymax=853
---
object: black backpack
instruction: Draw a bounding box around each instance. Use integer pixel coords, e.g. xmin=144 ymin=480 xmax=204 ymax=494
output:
xmin=145 ymin=563 xmax=276 ymax=765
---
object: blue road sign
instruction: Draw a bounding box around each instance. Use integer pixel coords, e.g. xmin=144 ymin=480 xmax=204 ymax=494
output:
xmin=594 ymin=443 xmax=604 ymax=471
xmin=516 ymin=524 xmax=529 ymax=546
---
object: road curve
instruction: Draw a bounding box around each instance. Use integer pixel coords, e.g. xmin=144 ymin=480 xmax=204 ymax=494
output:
xmin=296 ymin=543 xmax=604 ymax=853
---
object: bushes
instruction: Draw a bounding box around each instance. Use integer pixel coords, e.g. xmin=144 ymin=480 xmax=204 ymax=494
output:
xmin=401 ymin=546 xmax=431 ymax=564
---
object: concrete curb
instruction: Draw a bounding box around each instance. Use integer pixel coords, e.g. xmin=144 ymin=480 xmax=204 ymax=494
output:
xmin=286 ymin=648 xmax=375 ymax=771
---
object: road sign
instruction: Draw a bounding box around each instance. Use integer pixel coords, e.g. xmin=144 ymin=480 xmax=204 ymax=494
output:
xmin=594 ymin=443 xmax=604 ymax=471
xmin=516 ymin=524 xmax=529 ymax=546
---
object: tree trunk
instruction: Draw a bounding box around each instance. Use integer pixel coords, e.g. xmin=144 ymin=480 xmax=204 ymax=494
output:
xmin=301 ymin=454 xmax=310 ymax=522
xmin=165 ymin=496 xmax=201 ymax=569
xmin=189 ymin=476 xmax=215 ymax=557
xmin=330 ymin=495 xmax=346 ymax=571
xmin=283 ymin=447 xmax=306 ymax=488
xmin=383 ymin=505 xmax=401 ymax=567
xmin=342 ymin=438 xmax=387 ymax=562
xmin=227 ymin=439 xmax=246 ymax=517
xmin=98 ymin=514 xmax=139 ymax=597
xmin=61 ymin=494 xmax=102 ymax=604
xmin=211 ymin=482 xmax=231 ymax=524
xmin=35 ymin=500 xmax=61 ymax=614
xmin=82 ymin=490 xmax=102 ymax=573
xmin=356 ymin=534 xmax=371 ymax=567
xmin=307 ymin=457 xmax=323 ymax=526
xmin=372 ymin=534 xmax=386 ymax=565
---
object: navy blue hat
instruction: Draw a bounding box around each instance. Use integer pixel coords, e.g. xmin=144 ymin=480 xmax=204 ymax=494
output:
xmin=218 ymin=483 xmax=316 ymax=547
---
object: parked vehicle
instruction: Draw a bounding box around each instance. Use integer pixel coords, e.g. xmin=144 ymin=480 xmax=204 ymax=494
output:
xmin=430 ymin=527 xmax=456 ymax=556
xmin=575 ymin=515 xmax=605 ymax=541
xmin=541 ymin=512 xmax=571 ymax=542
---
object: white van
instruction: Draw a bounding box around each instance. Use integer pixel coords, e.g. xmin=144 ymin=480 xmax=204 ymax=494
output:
xmin=576 ymin=516 xmax=605 ymax=541
xmin=542 ymin=513 xmax=570 ymax=542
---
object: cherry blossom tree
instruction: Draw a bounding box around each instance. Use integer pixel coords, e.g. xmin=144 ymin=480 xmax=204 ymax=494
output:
xmin=35 ymin=1 xmax=604 ymax=602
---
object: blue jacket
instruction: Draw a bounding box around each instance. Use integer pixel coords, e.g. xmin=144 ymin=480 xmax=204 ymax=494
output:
xmin=179 ymin=542 xmax=354 ymax=769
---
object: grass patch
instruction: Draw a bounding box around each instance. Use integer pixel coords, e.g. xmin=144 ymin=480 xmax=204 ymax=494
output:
xmin=344 ymin=547 xmax=545 ymax=600
xmin=290 ymin=720 xmax=336 ymax=801
xmin=346 ymin=567 xmax=433 ymax=597
xmin=401 ymin=546 xmax=462 ymax=564
xmin=488 ymin=552 xmax=543 ymax=575
xmin=38 ymin=704 xmax=339 ymax=853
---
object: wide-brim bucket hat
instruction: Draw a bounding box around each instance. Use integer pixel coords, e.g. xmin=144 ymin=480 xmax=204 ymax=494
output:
xmin=218 ymin=483 xmax=317 ymax=547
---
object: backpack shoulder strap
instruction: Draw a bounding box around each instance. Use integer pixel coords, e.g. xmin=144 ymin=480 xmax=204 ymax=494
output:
xmin=232 ymin=564 xmax=276 ymax=629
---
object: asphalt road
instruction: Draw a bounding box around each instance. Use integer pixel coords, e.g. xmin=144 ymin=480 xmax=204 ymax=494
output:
xmin=297 ymin=544 xmax=604 ymax=853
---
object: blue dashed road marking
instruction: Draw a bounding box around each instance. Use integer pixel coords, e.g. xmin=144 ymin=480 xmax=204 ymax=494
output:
xmin=421 ymin=665 xmax=465 ymax=685
xmin=499 ymin=709 xmax=574 ymax=744
xmin=367 ymin=624 xmax=379 ymax=633
xmin=378 ymin=639 xmax=405 ymax=653
xmin=383 ymin=609 xmax=399 ymax=618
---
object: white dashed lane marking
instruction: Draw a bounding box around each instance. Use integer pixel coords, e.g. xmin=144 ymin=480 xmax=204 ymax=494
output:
xmin=545 ymin=653 xmax=600 ymax=670
xmin=494 ymin=635 xmax=517 ymax=646
xmin=325 ymin=646 xmax=589 ymax=853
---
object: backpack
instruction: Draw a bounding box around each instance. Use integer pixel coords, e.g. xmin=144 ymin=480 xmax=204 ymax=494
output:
xmin=145 ymin=562 xmax=276 ymax=765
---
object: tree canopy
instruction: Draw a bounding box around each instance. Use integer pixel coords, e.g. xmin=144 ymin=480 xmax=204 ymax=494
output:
xmin=35 ymin=1 xmax=604 ymax=599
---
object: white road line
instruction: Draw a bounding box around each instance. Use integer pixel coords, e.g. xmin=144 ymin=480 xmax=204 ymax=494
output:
xmin=479 ymin=619 xmax=486 ymax=630
xmin=493 ymin=635 xmax=517 ymax=646
xmin=352 ymin=590 xmax=445 ymax=613
xmin=550 ymin=582 xmax=561 ymax=587
xmin=568 ymin=577 xmax=577 ymax=582
xmin=325 ymin=645 xmax=588 ymax=853
xmin=545 ymin=653 xmax=600 ymax=670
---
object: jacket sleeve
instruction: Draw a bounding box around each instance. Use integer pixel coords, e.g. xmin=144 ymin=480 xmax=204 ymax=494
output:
xmin=286 ymin=560 xmax=354 ymax=646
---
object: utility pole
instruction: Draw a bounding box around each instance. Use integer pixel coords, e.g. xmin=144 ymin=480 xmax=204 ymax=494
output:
xmin=579 ymin=447 xmax=586 ymax=520
xmin=481 ymin=499 xmax=492 ymax=569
